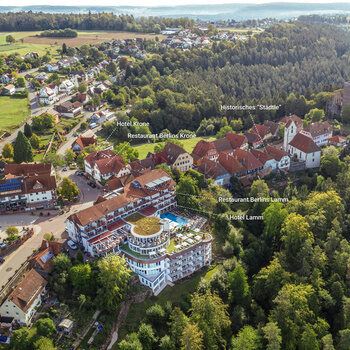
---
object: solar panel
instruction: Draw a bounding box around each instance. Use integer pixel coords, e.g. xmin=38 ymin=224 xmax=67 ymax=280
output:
xmin=40 ymin=251 xmax=54 ymax=264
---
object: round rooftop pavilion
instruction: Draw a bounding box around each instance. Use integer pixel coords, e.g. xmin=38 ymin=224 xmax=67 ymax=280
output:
xmin=124 ymin=212 xmax=164 ymax=239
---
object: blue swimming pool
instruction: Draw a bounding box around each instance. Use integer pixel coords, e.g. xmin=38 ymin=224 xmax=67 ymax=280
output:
xmin=160 ymin=213 xmax=188 ymax=226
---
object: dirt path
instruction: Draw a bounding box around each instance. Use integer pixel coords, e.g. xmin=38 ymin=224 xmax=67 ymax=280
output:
xmin=102 ymin=289 xmax=150 ymax=350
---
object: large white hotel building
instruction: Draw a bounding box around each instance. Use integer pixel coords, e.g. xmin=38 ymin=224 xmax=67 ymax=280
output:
xmin=66 ymin=168 xmax=212 ymax=294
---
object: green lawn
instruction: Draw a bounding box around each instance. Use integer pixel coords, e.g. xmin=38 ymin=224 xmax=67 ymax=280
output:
xmin=133 ymin=136 xmax=216 ymax=159
xmin=0 ymin=31 xmax=58 ymax=56
xmin=0 ymin=96 xmax=30 ymax=133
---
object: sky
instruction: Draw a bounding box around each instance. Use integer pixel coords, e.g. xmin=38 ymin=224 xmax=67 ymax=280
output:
xmin=6 ymin=0 xmax=350 ymax=6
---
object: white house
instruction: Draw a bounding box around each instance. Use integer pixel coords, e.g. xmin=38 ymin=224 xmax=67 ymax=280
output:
xmin=46 ymin=63 xmax=59 ymax=72
xmin=39 ymin=85 xmax=58 ymax=105
xmin=0 ymin=269 xmax=47 ymax=325
xmin=300 ymin=121 xmax=332 ymax=147
xmin=287 ymin=133 xmax=321 ymax=168
xmin=35 ymin=72 xmax=49 ymax=82
xmin=59 ymin=79 xmax=75 ymax=94
xmin=265 ymin=146 xmax=290 ymax=171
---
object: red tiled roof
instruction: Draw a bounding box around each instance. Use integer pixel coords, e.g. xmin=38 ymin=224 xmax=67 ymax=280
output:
xmin=279 ymin=114 xmax=303 ymax=128
xmin=139 ymin=206 xmax=157 ymax=216
xmin=107 ymin=219 xmax=128 ymax=232
xmin=244 ymin=132 xmax=263 ymax=145
xmin=5 ymin=163 xmax=52 ymax=176
xmin=95 ymin=156 xmax=126 ymax=175
xmin=198 ymin=157 xmax=229 ymax=179
xmin=328 ymin=135 xmax=346 ymax=143
xmin=233 ymin=149 xmax=263 ymax=171
xmin=303 ymin=121 xmax=332 ymax=138
xmin=69 ymin=169 xmax=175 ymax=226
xmin=192 ymin=140 xmax=217 ymax=158
xmin=217 ymin=152 xmax=245 ymax=175
xmin=289 ymin=133 xmax=321 ymax=153
xmin=7 ymin=269 xmax=47 ymax=312
xmin=84 ymin=150 xmax=118 ymax=168
xmin=251 ymin=149 xmax=274 ymax=165
xmin=212 ymin=138 xmax=234 ymax=153
xmin=88 ymin=230 xmax=113 ymax=244
xmin=265 ymin=146 xmax=288 ymax=161
xmin=251 ymin=124 xmax=271 ymax=139
xmin=225 ymin=132 xmax=247 ymax=149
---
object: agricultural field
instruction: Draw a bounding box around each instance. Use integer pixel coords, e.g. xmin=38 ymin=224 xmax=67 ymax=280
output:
xmin=0 ymin=30 xmax=166 ymax=56
xmin=132 ymin=136 xmax=216 ymax=159
xmin=0 ymin=96 xmax=30 ymax=133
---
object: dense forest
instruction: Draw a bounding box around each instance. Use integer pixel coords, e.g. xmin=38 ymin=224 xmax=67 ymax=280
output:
xmin=111 ymin=21 xmax=350 ymax=133
xmin=116 ymin=145 xmax=350 ymax=349
xmin=0 ymin=12 xmax=193 ymax=33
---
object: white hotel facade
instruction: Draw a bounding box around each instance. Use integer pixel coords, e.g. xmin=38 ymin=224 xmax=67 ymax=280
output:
xmin=66 ymin=168 xmax=212 ymax=294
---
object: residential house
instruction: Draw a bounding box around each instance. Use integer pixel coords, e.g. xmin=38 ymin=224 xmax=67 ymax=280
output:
xmin=191 ymin=140 xmax=219 ymax=164
xmin=35 ymin=72 xmax=48 ymax=83
xmin=197 ymin=157 xmax=231 ymax=186
xmin=59 ymin=79 xmax=75 ymax=94
xmin=244 ymin=132 xmax=263 ymax=149
xmin=300 ymin=121 xmax=332 ymax=146
xmin=263 ymin=120 xmax=280 ymax=137
xmin=251 ymin=149 xmax=277 ymax=173
xmin=328 ymin=135 xmax=347 ymax=148
xmin=39 ymin=84 xmax=58 ymax=105
xmin=55 ymin=101 xmax=82 ymax=118
xmin=2 ymin=84 xmax=15 ymax=95
xmin=217 ymin=152 xmax=246 ymax=178
xmin=90 ymin=110 xmax=114 ymax=126
xmin=29 ymin=240 xmax=63 ymax=276
xmin=265 ymin=146 xmax=290 ymax=171
xmin=251 ymin=124 xmax=272 ymax=141
xmin=0 ymin=74 xmax=14 ymax=84
xmin=77 ymin=93 xmax=91 ymax=105
xmin=225 ymin=132 xmax=248 ymax=150
xmin=233 ymin=149 xmax=264 ymax=175
xmin=46 ymin=62 xmax=59 ymax=72
xmin=162 ymin=142 xmax=193 ymax=172
xmin=0 ymin=269 xmax=47 ymax=325
xmin=84 ymin=150 xmax=130 ymax=182
xmin=71 ymin=130 xmax=97 ymax=155
xmin=287 ymin=132 xmax=321 ymax=168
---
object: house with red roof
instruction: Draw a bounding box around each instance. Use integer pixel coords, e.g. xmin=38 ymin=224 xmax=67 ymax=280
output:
xmin=197 ymin=157 xmax=231 ymax=186
xmin=244 ymin=132 xmax=263 ymax=149
xmin=265 ymin=146 xmax=290 ymax=170
xmin=217 ymin=152 xmax=246 ymax=178
xmin=191 ymin=140 xmax=219 ymax=164
xmin=328 ymin=135 xmax=347 ymax=148
xmin=71 ymin=130 xmax=97 ymax=155
xmin=84 ymin=150 xmax=131 ymax=182
xmin=251 ymin=124 xmax=272 ymax=141
xmin=300 ymin=121 xmax=332 ymax=146
xmin=233 ymin=149 xmax=264 ymax=175
xmin=224 ymin=132 xmax=248 ymax=151
xmin=287 ymin=133 xmax=321 ymax=168
xmin=251 ymin=149 xmax=277 ymax=172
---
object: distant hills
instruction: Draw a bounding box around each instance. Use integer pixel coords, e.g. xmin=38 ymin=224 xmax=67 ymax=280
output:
xmin=1 ymin=3 xmax=350 ymax=20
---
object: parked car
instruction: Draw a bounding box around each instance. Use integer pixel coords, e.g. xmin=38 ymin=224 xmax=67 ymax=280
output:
xmin=0 ymin=257 xmax=5 ymax=264
xmin=88 ymin=182 xmax=96 ymax=188
xmin=67 ymin=240 xmax=78 ymax=250
xmin=62 ymin=167 xmax=67 ymax=171
xmin=75 ymin=171 xmax=83 ymax=176
xmin=0 ymin=242 xmax=6 ymax=249
xmin=74 ymin=133 xmax=78 ymax=137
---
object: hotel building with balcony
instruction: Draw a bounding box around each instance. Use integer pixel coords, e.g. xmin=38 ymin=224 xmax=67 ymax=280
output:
xmin=66 ymin=168 xmax=212 ymax=294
